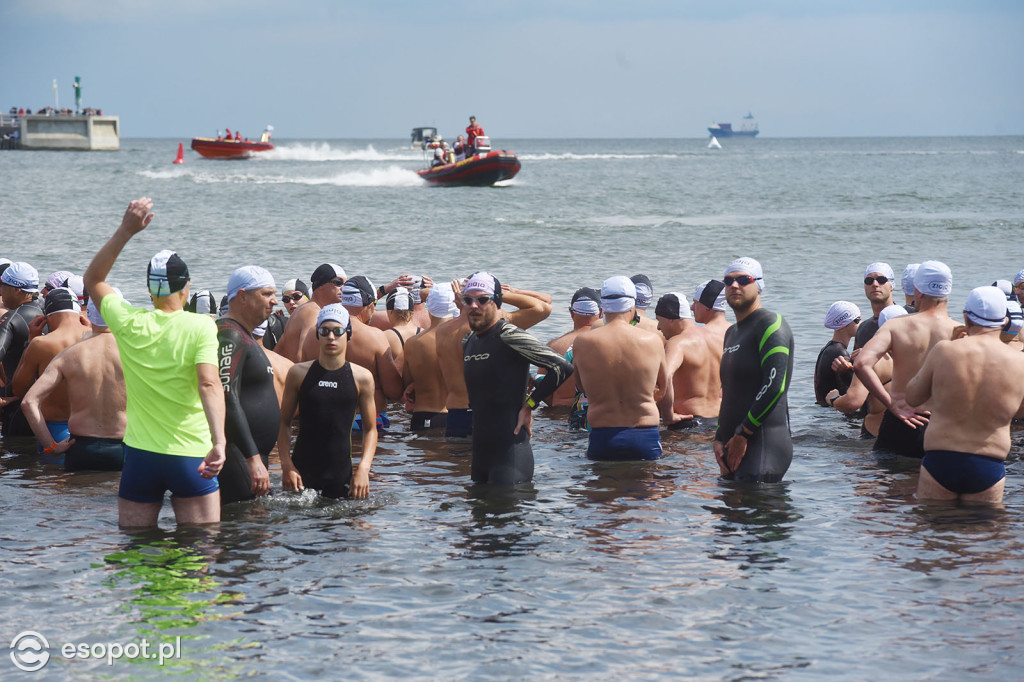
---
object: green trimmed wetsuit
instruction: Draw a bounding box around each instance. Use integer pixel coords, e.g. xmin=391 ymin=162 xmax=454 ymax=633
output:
xmin=715 ymin=308 xmax=794 ymax=483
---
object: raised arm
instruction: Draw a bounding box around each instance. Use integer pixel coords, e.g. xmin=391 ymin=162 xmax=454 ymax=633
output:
xmin=504 ymin=286 xmax=553 ymax=330
xmin=84 ymin=198 xmax=154 ymax=307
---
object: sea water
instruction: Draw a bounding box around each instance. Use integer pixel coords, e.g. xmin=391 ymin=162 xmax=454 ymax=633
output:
xmin=2 ymin=136 xmax=1024 ymax=679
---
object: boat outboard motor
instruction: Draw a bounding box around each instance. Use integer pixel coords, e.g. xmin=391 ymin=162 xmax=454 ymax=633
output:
xmin=472 ymin=136 xmax=491 ymax=154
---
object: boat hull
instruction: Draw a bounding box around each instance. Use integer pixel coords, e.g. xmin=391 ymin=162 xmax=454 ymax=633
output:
xmin=190 ymin=138 xmax=274 ymax=158
xmin=707 ymin=128 xmax=758 ymax=138
xmin=417 ymin=150 xmax=520 ymax=186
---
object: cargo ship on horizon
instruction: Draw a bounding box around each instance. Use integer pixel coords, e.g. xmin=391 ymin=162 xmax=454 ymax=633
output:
xmin=708 ymin=112 xmax=759 ymax=138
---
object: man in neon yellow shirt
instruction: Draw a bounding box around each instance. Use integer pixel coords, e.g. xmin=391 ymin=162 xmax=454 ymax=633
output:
xmin=84 ymin=197 xmax=226 ymax=528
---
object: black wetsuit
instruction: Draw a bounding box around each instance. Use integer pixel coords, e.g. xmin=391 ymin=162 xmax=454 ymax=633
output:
xmin=716 ymin=308 xmax=795 ymax=483
xmin=813 ymin=340 xmax=853 ymax=405
xmin=0 ymin=300 xmax=44 ymax=436
xmin=293 ymin=361 xmax=358 ymax=498
xmin=262 ymin=314 xmax=285 ymax=351
xmin=854 ymin=316 xmax=879 ymax=351
xmin=463 ymin=319 xmax=573 ymax=484
xmin=217 ymin=318 xmax=281 ymax=504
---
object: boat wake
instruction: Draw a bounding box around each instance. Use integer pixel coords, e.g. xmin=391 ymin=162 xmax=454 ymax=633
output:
xmin=258 ymin=142 xmax=424 ymax=162
xmin=139 ymin=165 xmax=424 ymax=187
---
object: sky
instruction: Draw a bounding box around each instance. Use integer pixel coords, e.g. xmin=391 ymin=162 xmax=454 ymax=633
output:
xmin=2 ymin=1 xmax=1022 ymax=139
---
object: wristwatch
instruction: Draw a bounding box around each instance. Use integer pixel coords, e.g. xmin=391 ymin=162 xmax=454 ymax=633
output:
xmin=734 ymin=425 xmax=751 ymax=438
xmin=828 ymin=392 xmax=840 ymax=406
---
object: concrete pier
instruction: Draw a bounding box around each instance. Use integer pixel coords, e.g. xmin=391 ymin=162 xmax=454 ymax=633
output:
xmin=4 ymin=114 xmax=120 ymax=151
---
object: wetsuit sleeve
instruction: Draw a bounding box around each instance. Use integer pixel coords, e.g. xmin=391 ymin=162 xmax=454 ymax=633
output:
xmin=218 ymin=324 xmax=260 ymax=459
xmin=0 ymin=312 xmax=14 ymax=363
xmin=738 ymin=313 xmax=793 ymax=435
xmin=499 ymin=324 xmax=574 ymax=406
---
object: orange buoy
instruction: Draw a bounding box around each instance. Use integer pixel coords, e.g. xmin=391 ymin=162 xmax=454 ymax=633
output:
xmin=173 ymin=142 xmax=184 ymax=164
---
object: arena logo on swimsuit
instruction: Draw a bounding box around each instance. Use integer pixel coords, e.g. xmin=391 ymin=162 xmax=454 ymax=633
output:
xmin=219 ymin=345 xmax=235 ymax=390
xmin=318 ymin=380 xmax=338 ymax=388
xmin=464 ymin=353 xmax=490 ymax=361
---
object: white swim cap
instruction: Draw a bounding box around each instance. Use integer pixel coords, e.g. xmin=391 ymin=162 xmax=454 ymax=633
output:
xmin=87 ymin=288 xmax=124 ymax=328
xmin=654 ymin=292 xmax=692 ymax=320
xmin=386 ymin=286 xmax=414 ymax=311
xmin=1006 ymin=300 xmax=1024 ymax=335
xmin=425 ymin=283 xmax=455 ymax=318
xmin=824 ymin=301 xmax=861 ymax=331
xmin=878 ymin=304 xmax=908 ymax=327
xmin=724 ymin=257 xmax=764 ymax=292
xmin=1 ymin=261 xmax=39 ymax=293
xmin=992 ymin=279 xmax=1013 ymax=299
xmin=464 ymin=272 xmax=497 ymax=296
xmin=252 ymin=320 xmax=268 ymax=338
xmin=901 ymin=264 xmax=920 ymax=294
xmin=963 ymin=286 xmax=1007 ymax=328
xmin=913 ymin=261 xmax=952 ymax=297
xmin=600 ymin=276 xmax=636 ymax=314
xmin=1014 ymin=269 xmax=1024 ymax=287
xmin=630 ymin=274 xmax=654 ymax=309
xmin=45 ymin=270 xmax=74 ymax=291
xmin=317 ymin=303 xmax=351 ymax=330
xmin=227 ymin=265 xmax=275 ymax=302
xmin=693 ymin=280 xmax=727 ymax=312
xmin=864 ymin=262 xmax=895 ymax=282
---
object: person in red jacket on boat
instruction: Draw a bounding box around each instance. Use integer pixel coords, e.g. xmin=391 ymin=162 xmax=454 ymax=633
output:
xmin=466 ymin=116 xmax=484 ymax=154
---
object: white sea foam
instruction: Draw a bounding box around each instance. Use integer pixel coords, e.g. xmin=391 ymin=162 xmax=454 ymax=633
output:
xmin=140 ymin=164 xmax=424 ymax=187
xmin=256 ymin=142 xmax=424 ymax=162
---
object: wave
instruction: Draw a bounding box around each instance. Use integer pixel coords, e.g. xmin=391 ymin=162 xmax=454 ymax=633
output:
xmin=139 ymin=165 xmax=424 ymax=187
xmin=256 ymin=142 xmax=425 ymax=162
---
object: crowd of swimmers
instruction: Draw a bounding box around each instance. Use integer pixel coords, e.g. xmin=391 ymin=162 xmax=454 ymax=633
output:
xmin=2 ymin=199 xmax=1024 ymax=529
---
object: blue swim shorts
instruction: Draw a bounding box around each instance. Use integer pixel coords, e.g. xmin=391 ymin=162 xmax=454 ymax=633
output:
xmin=587 ymin=426 xmax=663 ymax=461
xmin=119 ymin=445 xmax=219 ymax=503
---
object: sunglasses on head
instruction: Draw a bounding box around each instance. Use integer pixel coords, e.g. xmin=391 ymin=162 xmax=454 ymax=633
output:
xmin=864 ymin=276 xmax=889 ymax=285
xmin=317 ymin=326 xmax=347 ymax=338
xmin=283 ymin=292 xmax=304 ymax=303
xmin=723 ymin=275 xmax=760 ymax=287
xmin=462 ymin=295 xmax=494 ymax=307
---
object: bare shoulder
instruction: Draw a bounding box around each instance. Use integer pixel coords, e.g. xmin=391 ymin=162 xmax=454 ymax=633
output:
xmin=351 ymin=362 xmax=375 ymax=387
xmin=287 ymin=360 xmax=315 ymax=382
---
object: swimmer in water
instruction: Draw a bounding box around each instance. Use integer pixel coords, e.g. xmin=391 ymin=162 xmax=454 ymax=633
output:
xmin=381 ymin=287 xmax=422 ymax=374
xmin=21 ymin=291 xmax=128 ymax=471
xmin=906 ymin=286 xmax=1024 ymax=504
xmin=9 ymin=288 xmax=90 ymax=451
xmin=630 ymin=274 xmax=661 ymax=336
xmin=216 ymin=266 xmax=280 ymax=505
xmin=435 ymin=277 xmax=554 ymax=438
xmin=855 ymin=261 xmax=958 ymax=459
xmin=814 ymin=301 xmax=861 ymax=406
xmin=275 ymin=263 xmax=346 ymax=362
xmin=657 ymin=289 xmax=722 ymax=430
xmin=542 ymin=287 xmax=602 ymax=408
xmin=572 ymin=276 xmax=667 ymax=460
xmin=461 ymin=272 xmax=573 ymax=484
xmin=281 ymin=278 xmax=309 ymax=316
xmin=329 ymin=275 xmax=404 ymax=429
xmin=827 ymin=304 xmax=900 ymax=438
xmin=713 ymin=257 xmax=795 ymax=483
xmin=402 ymin=284 xmax=457 ymax=432
xmin=85 ymin=198 xmax=226 ymax=528
xmin=0 ymin=262 xmax=45 ymax=436
xmin=277 ymin=304 xmax=378 ymax=498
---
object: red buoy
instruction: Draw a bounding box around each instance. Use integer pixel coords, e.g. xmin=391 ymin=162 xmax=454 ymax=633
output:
xmin=173 ymin=142 xmax=184 ymax=164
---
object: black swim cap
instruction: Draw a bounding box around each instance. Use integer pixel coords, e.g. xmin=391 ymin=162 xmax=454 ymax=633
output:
xmin=44 ymin=287 xmax=79 ymax=315
xmin=697 ymin=279 xmax=726 ymax=310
